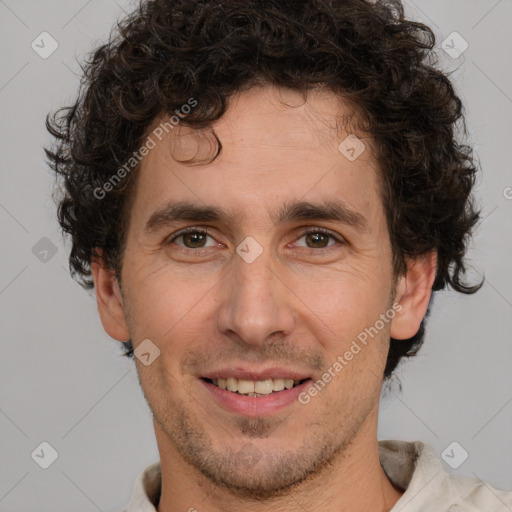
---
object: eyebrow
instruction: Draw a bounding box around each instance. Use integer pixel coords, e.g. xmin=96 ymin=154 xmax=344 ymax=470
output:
xmin=275 ymin=200 xmax=368 ymax=231
xmin=144 ymin=199 xmax=369 ymax=234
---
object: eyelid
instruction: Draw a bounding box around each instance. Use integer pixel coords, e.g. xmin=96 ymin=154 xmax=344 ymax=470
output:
xmin=298 ymin=226 xmax=343 ymax=240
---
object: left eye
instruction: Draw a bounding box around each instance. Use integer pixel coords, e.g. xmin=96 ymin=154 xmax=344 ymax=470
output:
xmin=295 ymin=229 xmax=339 ymax=249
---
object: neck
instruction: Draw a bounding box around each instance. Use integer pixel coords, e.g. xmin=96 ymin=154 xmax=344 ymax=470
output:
xmin=155 ymin=410 xmax=404 ymax=512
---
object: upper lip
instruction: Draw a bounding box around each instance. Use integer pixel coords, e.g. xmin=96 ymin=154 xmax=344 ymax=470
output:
xmin=201 ymin=367 xmax=312 ymax=381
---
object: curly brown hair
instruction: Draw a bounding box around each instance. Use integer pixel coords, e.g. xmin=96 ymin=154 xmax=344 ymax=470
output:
xmin=45 ymin=0 xmax=482 ymax=379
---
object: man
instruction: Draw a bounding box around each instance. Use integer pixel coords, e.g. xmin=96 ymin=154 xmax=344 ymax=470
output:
xmin=46 ymin=0 xmax=512 ymax=510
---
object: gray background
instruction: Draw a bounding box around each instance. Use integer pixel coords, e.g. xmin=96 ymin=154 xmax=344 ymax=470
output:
xmin=1 ymin=0 xmax=511 ymax=510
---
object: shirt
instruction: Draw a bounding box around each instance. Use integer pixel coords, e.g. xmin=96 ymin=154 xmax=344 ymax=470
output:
xmin=124 ymin=440 xmax=512 ymax=511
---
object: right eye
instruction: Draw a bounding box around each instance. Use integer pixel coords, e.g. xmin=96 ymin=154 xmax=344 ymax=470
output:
xmin=167 ymin=227 xmax=218 ymax=249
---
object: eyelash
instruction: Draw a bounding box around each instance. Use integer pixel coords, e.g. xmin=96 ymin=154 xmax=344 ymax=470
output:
xmin=167 ymin=226 xmax=344 ymax=251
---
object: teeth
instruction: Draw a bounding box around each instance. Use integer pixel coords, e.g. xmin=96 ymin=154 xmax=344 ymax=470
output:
xmin=272 ymin=378 xmax=285 ymax=391
xmin=237 ymin=379 xmax=255 ymax=394
xmin=209 ymin=377 xmax=304 ymax=395
xmin=254 ymin=379 xmax=273 ymax=395
xmin=226 ymin=377 xmax=237 ymax=392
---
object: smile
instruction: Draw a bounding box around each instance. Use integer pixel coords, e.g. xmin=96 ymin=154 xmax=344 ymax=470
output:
xmin=204 ymin=377 xmax=307 ymax=397
xmin=200 ymin=376 xmax=313 ymax=416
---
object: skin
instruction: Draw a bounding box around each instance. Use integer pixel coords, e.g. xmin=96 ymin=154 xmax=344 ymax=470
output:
xmin=92 ymin=85 xmax=436 ymax=512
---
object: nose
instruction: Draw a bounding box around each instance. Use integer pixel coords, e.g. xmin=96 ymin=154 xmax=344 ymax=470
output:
xmin=216 ymin=247 xmax=296 ymax=348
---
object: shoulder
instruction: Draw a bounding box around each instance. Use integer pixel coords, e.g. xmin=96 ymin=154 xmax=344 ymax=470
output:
xmin=379 ymin=440 xmax=512 ymax=512
xmin=442 ymin=472 xmax=512 ymax=511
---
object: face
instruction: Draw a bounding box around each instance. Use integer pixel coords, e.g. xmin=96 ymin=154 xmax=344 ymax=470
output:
xmin=94 ymin=85 xmax=433 ymax=498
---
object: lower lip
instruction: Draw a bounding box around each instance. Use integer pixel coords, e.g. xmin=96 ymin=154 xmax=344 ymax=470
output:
xmin=201 ymin=379 xmax=312 ymax=417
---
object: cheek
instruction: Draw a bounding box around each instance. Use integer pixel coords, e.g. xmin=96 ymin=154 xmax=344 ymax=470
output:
xmin=287 ymin=270 xmax=393 ymax=373
xmin=289 ymin=262 xmax=388 ymax=322
xmin=124 ymin=263 xmax=218 ymax=346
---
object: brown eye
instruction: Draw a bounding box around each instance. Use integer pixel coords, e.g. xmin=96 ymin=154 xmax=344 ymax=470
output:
xmin=295 ymin=228 xmax=340 ymax=249
xmin=304 ymin=232 xmax=331 ymax=248
xmin=169 ymin=228 xmax=216 ymax=249
xmin=182 ymin=232 xmax=208 ymax=248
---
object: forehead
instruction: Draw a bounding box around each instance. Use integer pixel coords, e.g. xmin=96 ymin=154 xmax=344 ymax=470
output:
xmin=156 ymin=86 xmax=365 ymax=157
xmin=129 ymin=85 xmax=383 ymax=231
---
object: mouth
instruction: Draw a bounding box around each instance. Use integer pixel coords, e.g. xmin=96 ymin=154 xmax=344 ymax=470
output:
xmin=202 ymin=377 xmax=309 ymax=397
xmin=200 ymin=374 xmax=313 ymax=416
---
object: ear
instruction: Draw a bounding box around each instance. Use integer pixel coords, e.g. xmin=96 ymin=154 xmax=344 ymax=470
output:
xmin=390 ymin=251 xmax=437 ymax=340
xmin=90 ymin=249 xmax=130 ymax=342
